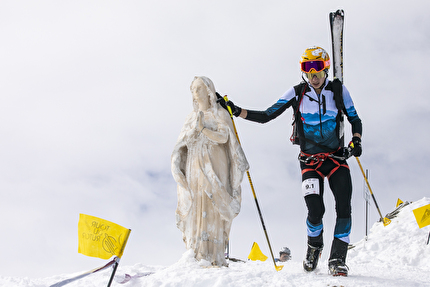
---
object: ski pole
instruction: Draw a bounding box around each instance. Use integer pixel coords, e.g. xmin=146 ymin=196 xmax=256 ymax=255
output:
xmin=350 ymin=143 xmax=391 ymax=226
xmin=223 ymin=96 xmax=283 ymax=272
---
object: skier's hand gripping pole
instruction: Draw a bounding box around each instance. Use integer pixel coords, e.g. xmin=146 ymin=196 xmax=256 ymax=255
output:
xmin=223 ymin=95 xmax=283 ymax=272
xmin=350 ymin=143 xmax=391 ymax=226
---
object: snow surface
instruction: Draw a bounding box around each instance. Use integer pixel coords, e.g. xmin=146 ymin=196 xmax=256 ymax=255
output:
xmin=2 ymin=198 xmax=429 ymax=287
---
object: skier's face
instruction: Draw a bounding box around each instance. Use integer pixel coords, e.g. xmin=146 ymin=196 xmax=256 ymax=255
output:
xmin=307 ymin=71 xmax=326 ymax=89
xmin=279 ymin=253 xmax=290 ymax=262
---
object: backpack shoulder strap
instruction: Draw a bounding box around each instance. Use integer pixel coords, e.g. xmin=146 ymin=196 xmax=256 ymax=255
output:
xmin=292 ymin=82 xmax=308 ymax=113
xmin=331 ymin=78 xmax=345 ymax=112
xmin=293 ymin=81 xmax=308 ymax=96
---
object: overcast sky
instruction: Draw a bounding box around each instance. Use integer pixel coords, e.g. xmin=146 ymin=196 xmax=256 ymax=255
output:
xmin=1 ymin=0 xmax=429 ymax=278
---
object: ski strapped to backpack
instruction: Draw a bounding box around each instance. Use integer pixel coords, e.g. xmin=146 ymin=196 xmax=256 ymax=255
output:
xmin=290 ymin=78 xmax=346 ymax=154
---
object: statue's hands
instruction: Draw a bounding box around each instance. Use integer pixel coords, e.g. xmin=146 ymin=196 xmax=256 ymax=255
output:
xmin=197 ymin=111 xmax=205 ymax=132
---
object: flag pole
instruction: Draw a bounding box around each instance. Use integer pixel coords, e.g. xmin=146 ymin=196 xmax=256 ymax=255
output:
xmin=107 ymin=229 xmax=131 ymax=287
xmin=107 ymin=257 xmax=120 ymax=287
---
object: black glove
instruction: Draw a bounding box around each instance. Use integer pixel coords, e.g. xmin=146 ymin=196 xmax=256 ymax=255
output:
xmin=348 ymin=136 xmax=362 ymax=157
xmin=216 ymin=93 xmax=242 ymax=117
xmin=216 ymin=92 xmax=227 ymax=110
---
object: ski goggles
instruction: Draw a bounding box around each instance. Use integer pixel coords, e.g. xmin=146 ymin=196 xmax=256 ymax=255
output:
xmin=306 ymin=70 xmax=326 ymax=79
xmin=301 ymin=60 xmax=330 ymax=73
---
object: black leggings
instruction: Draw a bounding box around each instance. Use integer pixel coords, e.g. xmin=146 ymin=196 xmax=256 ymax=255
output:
xmin=301 ymin=157 xmax=352 ymax=240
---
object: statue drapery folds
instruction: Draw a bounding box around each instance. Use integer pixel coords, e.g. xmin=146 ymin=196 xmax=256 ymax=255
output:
xmin=171 ymin=76 xmax=249 ymax=266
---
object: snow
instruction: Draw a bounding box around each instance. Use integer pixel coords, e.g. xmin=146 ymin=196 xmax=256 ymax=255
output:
xmin=2 ymin=198 xmax=430 ymax=287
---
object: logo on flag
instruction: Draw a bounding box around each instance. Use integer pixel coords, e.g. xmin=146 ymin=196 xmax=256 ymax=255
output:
xmin=78 ymin=214 xmax=131 ymax=260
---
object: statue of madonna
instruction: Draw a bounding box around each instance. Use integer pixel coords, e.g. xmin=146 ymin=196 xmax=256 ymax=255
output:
xmin=171 ymin=76 xmax=249 ymax=266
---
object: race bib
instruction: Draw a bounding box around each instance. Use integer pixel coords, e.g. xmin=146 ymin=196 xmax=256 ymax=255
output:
xmin=302 ymin=178 xmax=320 ymax=197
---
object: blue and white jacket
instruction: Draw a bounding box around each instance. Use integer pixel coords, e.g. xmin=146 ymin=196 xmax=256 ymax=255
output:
xmin=245 ymin=79 xmax=362 ymax=155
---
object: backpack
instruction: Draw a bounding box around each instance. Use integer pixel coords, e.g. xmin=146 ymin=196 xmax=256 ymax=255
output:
xmin=290 ymin=78 xmax=345 ymax=151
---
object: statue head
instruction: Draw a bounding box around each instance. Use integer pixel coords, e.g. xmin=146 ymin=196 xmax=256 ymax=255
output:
xmin=190 ymin=76 xmax=217 ymax=113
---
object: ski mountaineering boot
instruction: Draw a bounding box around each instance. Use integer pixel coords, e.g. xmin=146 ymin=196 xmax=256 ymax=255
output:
xmin=303 ymin=244 xmax=323 ymax=272
xmin=303 ymin=232 xmax=323 ymax=272
xmin=328 ymin=259 xmax=349 ymax=276
xmin=328 ymin=237 xmax=349 ymax=276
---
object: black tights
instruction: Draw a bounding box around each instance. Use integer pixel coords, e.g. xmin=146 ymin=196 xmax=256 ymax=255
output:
xmin=301 ymin=157 xmax=352 ymax=244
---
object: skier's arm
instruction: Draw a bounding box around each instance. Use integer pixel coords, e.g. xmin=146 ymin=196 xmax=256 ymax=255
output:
xmin=242 ymin=99 xmax=293 ymax=123
xmin=342 ymin=86 xmax=362 ymax=136
xmin=342 ymin=85 xmax=363 ymax=156
xmin=220 ymin=87 xmax=296 ymax=124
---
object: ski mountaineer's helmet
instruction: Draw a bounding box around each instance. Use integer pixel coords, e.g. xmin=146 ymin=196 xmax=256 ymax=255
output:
xmin=280 ymin=247 xmax=291 ymax=255
xmin=300 ymin=46 xmax=330 ymax=74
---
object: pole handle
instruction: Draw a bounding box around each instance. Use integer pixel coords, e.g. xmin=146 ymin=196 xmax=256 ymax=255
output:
xmin=223 ymin=96 xmax=233 ymax=117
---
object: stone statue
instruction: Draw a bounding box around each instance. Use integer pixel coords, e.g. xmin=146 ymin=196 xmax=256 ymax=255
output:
xmin=171 ymin=76 xmax=249 ymax=267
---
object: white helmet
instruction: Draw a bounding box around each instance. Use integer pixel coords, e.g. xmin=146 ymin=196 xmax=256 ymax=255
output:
xmin=280 ymin=247 xmax=291 ymax=255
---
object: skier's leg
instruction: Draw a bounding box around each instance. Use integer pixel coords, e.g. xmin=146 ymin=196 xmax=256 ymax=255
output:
xmin=302 ymin=169 xmax=325 ymax=247
xmin=301 ymin=165 xmax=325 ymax=271
xmin=328 ymin=165 xmax=352 ymax=275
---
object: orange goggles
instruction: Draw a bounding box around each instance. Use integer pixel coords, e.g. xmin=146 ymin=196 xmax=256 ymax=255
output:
xmin=301 ymin=60 xmax=329 ymax=73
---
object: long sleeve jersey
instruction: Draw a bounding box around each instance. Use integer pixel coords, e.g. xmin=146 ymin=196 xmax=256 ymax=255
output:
xmin=244 ymin=79 xmax=362 ymax=155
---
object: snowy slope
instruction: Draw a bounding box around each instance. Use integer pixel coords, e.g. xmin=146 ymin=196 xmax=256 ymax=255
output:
xmin=1 ymin=198 xmax=429 ymax=287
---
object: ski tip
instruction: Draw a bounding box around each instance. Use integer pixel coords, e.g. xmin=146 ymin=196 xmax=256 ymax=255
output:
xmin=330 ymin=9 xmax=344 ymax=18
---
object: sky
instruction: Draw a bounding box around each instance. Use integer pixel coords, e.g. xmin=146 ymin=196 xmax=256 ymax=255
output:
xmin=0 ymin=0 xmax=430 ymax=279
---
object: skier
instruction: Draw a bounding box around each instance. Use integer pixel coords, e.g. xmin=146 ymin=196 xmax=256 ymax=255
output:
xmin=217 ymin=46 xmax=362 ymax=276
xmin=275 ymin=247 xmax=292 ymax=262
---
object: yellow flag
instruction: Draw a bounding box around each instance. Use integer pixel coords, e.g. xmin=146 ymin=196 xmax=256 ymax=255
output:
xmin=248 ymin=242 xmax=268 ymax=261
xmin=396 ymin=198 xmax=403 ymax=208
xmin=78 ymin=214 xmax=131 ymax=259
xmin=413 ymin=204 xmax=430 ymax=229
